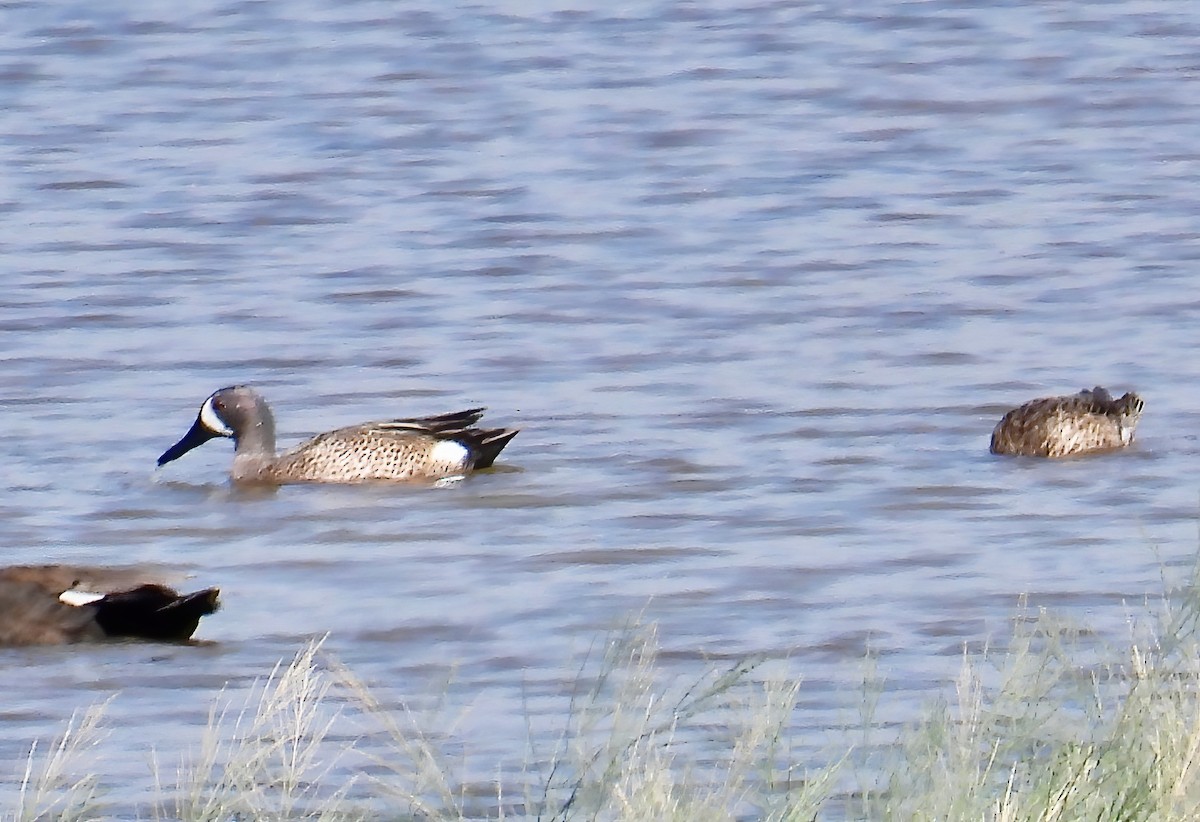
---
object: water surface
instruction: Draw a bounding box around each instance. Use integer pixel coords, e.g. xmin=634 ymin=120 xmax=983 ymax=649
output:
xmin=1 ymin=0 xmax=1199 ymax=814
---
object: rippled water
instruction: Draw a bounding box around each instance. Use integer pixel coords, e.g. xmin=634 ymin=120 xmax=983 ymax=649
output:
xmin=2 ymin=0 xmax=1200 ymax=814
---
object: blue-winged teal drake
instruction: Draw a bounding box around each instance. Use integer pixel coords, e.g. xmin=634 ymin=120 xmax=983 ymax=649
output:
xmin=157 ymin=385 xmax=519 ymax=484
xmin=0 ymin=565 xmax=219 ymax=646
xmin=989 ymin=386 xmax=1144 ymax=458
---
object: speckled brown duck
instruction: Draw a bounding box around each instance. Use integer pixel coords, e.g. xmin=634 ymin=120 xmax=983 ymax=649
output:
xmin=0 ymin=566 xmax=219 ymax=646
xmin=157 ymin=385 xmax=519 ymax=484
xmin=989 ymin=386 xmax=1144 ymax=458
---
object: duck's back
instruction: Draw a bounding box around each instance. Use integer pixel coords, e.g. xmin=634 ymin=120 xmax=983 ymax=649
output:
xmin=990 ymin=391 xmax=1135 ymax=458
xmin=0 ymin=566 xmax=218 ymax=645
xmin=265 ymin=409 xmax=518 ymax=483
xmin=0 ymin=580 xmax=103 ymax=645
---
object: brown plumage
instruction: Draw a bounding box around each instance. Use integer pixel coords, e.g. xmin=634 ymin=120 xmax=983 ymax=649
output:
xmin=158 ymin=386 xmax=519 ymax=484
xmin=0 ymin=566 xmax=220 ymax=646
xmin=989 ymin=386 xmax=1144 ymax=458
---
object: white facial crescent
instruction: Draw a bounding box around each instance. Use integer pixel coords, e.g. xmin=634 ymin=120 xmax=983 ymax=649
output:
xmin=200 ymin=396 xmax=235 ymax=437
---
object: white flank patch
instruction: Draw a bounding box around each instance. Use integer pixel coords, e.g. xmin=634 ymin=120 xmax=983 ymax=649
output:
xmin=199 ymin=395 xmax=235 ymax=437
xmin=431 ymin=439 xmax=470 ymax=468
xmin=59 ymin=590 xmax=106 ymax=607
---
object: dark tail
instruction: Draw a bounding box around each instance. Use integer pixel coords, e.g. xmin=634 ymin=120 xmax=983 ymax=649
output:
xmin=382 ymin=408 xmax=517 ymax=469
xmin=92 ymin=585 xmax=221 ymax=642
xmin=469 ymin=428 xmax=520 ymax=469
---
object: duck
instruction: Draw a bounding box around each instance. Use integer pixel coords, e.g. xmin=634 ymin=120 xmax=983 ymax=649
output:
xmin=989 ymin=386 xmax=1144 ymax=458
xmin=0 ymin=565 xmax=219 ymax=646
xmin=157 ymin=385 xmax=519 ymax=484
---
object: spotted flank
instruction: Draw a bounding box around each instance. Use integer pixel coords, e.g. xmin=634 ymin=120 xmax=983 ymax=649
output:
xmin=157 ymin=385 xmax=519 ymax=484
xmin=989 ymin=386 xmax=1144 ymax=458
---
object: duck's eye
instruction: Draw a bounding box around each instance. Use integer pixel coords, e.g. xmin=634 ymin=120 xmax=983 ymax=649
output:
xmin=214 ymin=398 xmax=226 ymax=411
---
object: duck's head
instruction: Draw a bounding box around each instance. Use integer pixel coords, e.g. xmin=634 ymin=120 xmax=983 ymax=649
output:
xmin=157 ymin=385 xmax=273 ymax=466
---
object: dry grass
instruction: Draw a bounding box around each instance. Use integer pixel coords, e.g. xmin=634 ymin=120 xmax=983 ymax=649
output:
xmin=864 ymin=573 xmax=1200 ymax=822
xmin=14 ymin=698 xmax=111 ymax=821
xmin=12 ymin=574 xmax=1200 ymax=820
xmin=338 ymin=621 xmax=835 ymax=820
xmin=8 ymin=626 xmax=829 ymax=821
xmin=154 ymin=637 xmax=356 ymax=821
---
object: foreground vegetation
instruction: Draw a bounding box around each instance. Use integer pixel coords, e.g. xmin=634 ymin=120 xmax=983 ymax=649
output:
xmin=14 ymin=572 xmax=1200 ymax=820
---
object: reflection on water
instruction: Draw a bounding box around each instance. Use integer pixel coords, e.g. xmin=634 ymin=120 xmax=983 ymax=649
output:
xmin=2 ymin=0 xmax=1200 ymax=813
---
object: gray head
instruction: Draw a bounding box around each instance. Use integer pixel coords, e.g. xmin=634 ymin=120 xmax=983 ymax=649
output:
xmin=157 ymin=386 xmax=277 ymax=467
